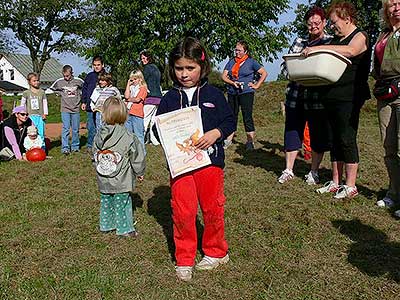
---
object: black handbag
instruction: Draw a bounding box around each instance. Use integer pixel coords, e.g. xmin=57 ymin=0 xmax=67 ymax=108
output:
xmin=373 ymin=77 xmax=400 ymax=101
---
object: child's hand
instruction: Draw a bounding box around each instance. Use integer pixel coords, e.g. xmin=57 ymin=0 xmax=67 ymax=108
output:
xmin=137 ymin=175 xmax=144 ymax=182
xmin=194 ymin=129 xmax=221 ymax=150
xmin=42 ymin=114 xmax=47 ymax=120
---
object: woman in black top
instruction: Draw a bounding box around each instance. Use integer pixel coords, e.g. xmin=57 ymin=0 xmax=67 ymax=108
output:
xmin=140 ymin=50 xmax=162 ymax=145
xmin=302 ymin=1 xmax=370 ymax=199
xmin=2 ymin=105 xmax=32 ymax=160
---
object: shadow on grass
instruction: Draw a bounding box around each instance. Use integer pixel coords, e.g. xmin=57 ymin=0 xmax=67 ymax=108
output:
xmin=233 ymin=140 xmax=377 ymax=199
xmin=332 ymin=219 xmax=400 ymax=282
xmin=131 ymin=192 xmax=143 ymax=210
xmin=48 ymin=136 xmax=88 ymax=150
xmin=233 ymin=139 xmax=330 ymax=180
xmin=146 ymin=185 xmax=205 ymax=262
xmin=147 ymin=185 xmax=175 ymax=261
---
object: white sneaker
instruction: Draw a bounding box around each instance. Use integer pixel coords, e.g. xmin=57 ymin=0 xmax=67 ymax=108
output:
xmin=316 ymin=181 xmax=340 ymax=194
xmin=195 ymin=254 xmax=229 ymax=271
xmin=175 ymin=266 xmax=193 ymax=281
xmin=333 ymin=185 xmax=359 ymax=199
xmin=305 ymin=171 xmax=319 ymax=185
xmin=376 ymin=196 xmax=395 ymax=208
xmin=278 ymin=169 xmax=294 ymax=184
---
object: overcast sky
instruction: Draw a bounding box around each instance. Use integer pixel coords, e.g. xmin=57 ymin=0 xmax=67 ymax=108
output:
xmin=52 ymin=0 xmax=309 ymax=80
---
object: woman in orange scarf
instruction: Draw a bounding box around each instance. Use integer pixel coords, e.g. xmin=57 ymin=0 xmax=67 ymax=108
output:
xmin=221 ymin=40 xmax=268 ymax=150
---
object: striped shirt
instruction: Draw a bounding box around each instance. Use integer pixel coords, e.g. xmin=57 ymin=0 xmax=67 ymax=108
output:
xmin=280 ymin=34 xmax=332 ymax=109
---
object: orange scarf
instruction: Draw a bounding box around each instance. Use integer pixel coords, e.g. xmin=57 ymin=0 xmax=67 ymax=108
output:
xmin=231 ymin=54 xmax=249 ymax=79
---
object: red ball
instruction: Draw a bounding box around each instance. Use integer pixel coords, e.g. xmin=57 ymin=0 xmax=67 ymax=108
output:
xmin=26 ymin=148 xmax=46 ymax=162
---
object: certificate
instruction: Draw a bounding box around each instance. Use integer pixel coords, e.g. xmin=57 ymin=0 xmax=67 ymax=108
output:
xmin=155 ymin=106 xmax=211 ymax=178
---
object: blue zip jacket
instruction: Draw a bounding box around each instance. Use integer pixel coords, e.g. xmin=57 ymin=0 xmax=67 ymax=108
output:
xmin=82 ymin=71 xmax=101 ymax=112
xmin=155 ymin=81 xmax=236 ymax=169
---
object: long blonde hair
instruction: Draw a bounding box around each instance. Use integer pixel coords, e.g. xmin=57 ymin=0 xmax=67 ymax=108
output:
xmin=129 ymin=69 xmax=147 ymax=89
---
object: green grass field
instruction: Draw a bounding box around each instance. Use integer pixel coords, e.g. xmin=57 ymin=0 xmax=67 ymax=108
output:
xmin=1 ymin=82 xmax=399 ymax=299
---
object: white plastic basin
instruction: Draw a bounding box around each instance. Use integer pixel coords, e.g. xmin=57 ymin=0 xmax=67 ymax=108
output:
xmin=283 ymin=49 xmax=351 ymax=86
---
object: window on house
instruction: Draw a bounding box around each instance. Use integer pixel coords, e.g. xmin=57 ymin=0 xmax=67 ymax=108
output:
xmin=9 ymin=69 xmax=14 ymax=80
xmin=0 ymin=69 xmax=3 ymax=80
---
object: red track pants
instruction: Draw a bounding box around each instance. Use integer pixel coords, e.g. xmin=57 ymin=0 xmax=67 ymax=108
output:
xmin=170 ymin=166 xmax=228 ymax=266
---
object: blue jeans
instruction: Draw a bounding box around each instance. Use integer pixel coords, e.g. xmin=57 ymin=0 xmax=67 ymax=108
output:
xmin=95 ymin=111 xmax=103 ymax=131
xmin=61 ymin=112 xmax=80 ymax=152
xmin=86 ymin=111 xmax=95 ymax=149
xmin=125 ymin=115 xmax=145 ymax=150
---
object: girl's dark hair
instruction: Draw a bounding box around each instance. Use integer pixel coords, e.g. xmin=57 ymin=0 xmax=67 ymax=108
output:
xmin=98 ymin=73 xmax=113 ymax=85
xmin=304 ymin=6 xmax=326 ymax=22
xmin=168 ymin=37 xmax=211 ymax=84
xmin=140 ymin=50 xmax=153 ymax=63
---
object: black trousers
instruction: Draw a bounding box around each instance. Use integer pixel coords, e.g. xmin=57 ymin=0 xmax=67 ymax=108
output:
xmin=228 ymin=92 xmax=255 ymax=132
xmin=324 ymin=101 xmax=360 ymax=163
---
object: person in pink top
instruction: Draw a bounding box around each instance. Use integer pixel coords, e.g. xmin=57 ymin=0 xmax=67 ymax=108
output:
xmin=2 ymin=105 xmax=33 ymax=160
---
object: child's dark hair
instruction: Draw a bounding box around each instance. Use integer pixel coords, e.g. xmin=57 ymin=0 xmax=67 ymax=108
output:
xmin=98 ymin=73 xmax=113 ymax=85
xmin=62 ymin=65 xmax=73 ymax=73
xmin=140 ymin=50 xmax=153 ymax=63
xmin=168 ymin=37 xmax=211 ymax=84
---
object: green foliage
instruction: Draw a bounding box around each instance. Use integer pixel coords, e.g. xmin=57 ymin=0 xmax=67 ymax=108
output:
xmin=208 ymin=69 xmax=225 ymax=90
xmin=0 ymin=30 xmax=11 ymax=53
xmin=0 ymin=0 xmax=89 ymax=75
xmin=80 ymin=0 xmax=291 ymax=86
xmin=291 ymin=0 xmax=382 ymax=44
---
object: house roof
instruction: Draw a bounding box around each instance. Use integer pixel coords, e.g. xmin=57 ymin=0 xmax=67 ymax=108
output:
xmin=0 ymin=80 xmax=25 ymax=92
xmin=3 ymin=53 xmax=63 ymax=82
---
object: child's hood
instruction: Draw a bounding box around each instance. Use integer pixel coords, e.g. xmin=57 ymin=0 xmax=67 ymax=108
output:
xmin=94 ymin=124 xmax=126 ymax=150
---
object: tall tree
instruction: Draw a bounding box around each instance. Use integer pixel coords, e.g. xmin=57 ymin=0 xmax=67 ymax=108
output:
xmin=80 ymin=0 xmax=291 ymax=87
xmin=291 ymin=0 xmax=382 ymax=45
xmin=0 ymin=30 xmax=11 ymax=53
xmin=0 ymin=0 xmax=88 ymax=76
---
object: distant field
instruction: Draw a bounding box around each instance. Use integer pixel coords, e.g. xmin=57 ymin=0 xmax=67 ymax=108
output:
xmin=1 ymin=81 xmax=399 ymax=300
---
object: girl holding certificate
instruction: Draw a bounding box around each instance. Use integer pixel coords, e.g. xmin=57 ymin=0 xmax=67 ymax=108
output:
xmin=155 ymin=37 xmax=235 ymax=281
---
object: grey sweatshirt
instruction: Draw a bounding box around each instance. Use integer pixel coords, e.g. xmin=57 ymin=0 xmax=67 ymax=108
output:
xmin=93 ymin=124 xmax=145 ymax=193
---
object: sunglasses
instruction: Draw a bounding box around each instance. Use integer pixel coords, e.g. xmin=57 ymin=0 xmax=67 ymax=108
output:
xmin=18 ymin=113 xmax=29 ymax=116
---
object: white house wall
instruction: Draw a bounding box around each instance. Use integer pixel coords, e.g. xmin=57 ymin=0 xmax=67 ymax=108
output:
xmin=0 ymin=57 xmax=29 ymax=89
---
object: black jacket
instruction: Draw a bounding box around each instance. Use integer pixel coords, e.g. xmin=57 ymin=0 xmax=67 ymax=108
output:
xmin=1 ymin=114 xmax=32 ymax=156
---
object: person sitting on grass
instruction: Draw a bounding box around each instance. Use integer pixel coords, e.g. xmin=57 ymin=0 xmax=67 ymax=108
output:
xmin=23 ymin=125 xmax=43 ymax=152
xmin=93 ymin=96 xmax=145 ymax=238
xmin=2 ymin=105 xmax=33 ymax=160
